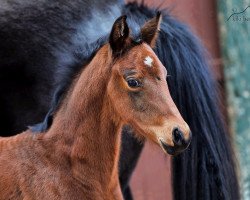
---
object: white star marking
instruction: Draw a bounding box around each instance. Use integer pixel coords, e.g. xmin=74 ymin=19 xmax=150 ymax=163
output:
xmin=144 ymin=56 xmax=153 ymax=67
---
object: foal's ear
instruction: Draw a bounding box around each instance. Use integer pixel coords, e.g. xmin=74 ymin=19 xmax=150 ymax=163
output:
xmin=141 ymin=12 xmax=162 ymax=48
xmin=109 ymin=15 xmax=130 ymax=55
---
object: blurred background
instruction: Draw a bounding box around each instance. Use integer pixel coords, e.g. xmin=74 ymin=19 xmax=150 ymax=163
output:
xmin=127 ymin=0 xmax=250 ymax=199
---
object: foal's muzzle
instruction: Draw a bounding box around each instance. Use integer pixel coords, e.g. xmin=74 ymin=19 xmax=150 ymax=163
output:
xmin=160 ymin=128 xmax=192 ymax=155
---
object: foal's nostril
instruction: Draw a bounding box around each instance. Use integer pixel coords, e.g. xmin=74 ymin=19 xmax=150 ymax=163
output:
xmin=159 ymin=128 xmax=191 ymax=155
xmin=172 ymin=127 xmax=184 ymax=146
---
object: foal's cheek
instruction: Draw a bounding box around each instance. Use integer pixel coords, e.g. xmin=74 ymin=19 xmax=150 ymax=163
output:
xmin=128 ymin=91 xmax=147 ymax=113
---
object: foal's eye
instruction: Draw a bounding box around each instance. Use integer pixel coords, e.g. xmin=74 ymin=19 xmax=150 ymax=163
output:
xmin=127 ymin=79 xmax=141 ymax=88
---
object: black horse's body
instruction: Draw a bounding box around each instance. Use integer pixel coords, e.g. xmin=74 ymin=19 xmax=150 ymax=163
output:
xmin=0 ymin=0 xmax=239 ymax=199
xmin=0 ymin=0 xmax=123 ymax=134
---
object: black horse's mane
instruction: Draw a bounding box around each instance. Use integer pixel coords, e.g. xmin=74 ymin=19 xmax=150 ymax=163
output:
xmin=10 ymin=2 xmax=239 ymax=200
xmin=124 ymin=4 xmax=239 ymax=199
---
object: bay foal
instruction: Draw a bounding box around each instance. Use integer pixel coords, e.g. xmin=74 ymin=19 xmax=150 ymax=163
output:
xmin=0 ymin=15 xmax=191 ymax=200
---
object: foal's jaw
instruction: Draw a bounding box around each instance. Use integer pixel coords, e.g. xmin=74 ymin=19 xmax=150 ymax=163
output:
xmin=133 ymin=116 xmax=191 ymax=156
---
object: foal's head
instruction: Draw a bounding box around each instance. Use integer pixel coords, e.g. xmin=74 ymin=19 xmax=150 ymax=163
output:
xmin=107 ymin=14 xmax=191 ymax=155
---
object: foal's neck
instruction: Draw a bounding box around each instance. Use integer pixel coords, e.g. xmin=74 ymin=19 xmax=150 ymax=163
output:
xmin=46 ymin=45 xmax=122 ymax=191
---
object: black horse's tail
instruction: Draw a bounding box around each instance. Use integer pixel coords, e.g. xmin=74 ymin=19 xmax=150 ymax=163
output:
xmin=124 ymin=3 xmax=239 ymax=200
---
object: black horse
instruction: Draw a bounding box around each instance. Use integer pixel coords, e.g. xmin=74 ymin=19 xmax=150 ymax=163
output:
xmin=0 ymin=1 xmax=239 ymax=199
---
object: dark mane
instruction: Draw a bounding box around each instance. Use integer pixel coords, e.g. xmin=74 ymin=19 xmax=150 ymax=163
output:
xmin=124 ymin=2 xmax=239 ymax=200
